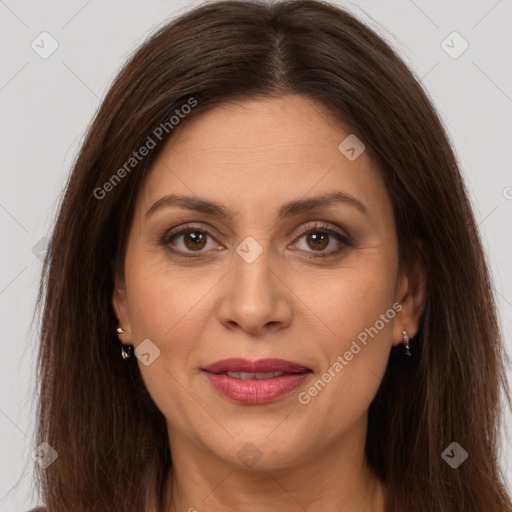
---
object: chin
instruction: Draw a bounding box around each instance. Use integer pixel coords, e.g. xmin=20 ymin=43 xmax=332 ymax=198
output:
xmin=207 ymin=432 xmax=312 ymax=472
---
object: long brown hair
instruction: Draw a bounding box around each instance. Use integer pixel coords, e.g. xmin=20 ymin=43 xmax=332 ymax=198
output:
xmin=33 ymin=1 xmax=512 ymax=510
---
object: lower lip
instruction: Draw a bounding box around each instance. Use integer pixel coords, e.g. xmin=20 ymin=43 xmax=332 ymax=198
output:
xmin=203 ymin=371 xmax=311 ymax=404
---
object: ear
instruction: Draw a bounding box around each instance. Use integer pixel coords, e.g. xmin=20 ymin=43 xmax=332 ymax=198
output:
xmin=112 ymin=279 xmax=133 ymax=345
xmin=392 ymin=241 xmax=428 ymax=346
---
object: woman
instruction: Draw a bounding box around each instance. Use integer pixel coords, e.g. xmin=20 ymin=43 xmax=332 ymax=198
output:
xmin=31 ymin=0 xmax=512 ymax=511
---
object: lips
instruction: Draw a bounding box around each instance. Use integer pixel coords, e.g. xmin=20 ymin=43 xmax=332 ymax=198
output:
xmin=202 ymin=358 xmax=311 ymax=375
xmin=223 ymin=371 xmax=286 ymax=380
xmin=202 ymin=358 xmax=313 ymax=404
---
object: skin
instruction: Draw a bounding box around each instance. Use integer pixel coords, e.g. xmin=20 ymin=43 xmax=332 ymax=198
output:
xmin=112 ymin=94 xmax=427 ymax=512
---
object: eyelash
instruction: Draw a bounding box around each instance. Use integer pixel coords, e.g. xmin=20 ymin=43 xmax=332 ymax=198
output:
xmin=160 ymin=222 xmax=352 ymax=259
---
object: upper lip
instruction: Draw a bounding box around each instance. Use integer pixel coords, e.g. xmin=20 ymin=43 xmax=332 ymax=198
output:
xmin=203 ymin=358 xmax=312 ymax=374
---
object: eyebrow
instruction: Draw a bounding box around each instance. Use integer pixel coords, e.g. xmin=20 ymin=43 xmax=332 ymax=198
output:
xmin=145 ymin=191 xmax=369 ymax=220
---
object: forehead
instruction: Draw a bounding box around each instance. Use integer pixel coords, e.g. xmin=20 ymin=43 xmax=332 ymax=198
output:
xmin=137 ymin=95 xmax=388 ymax=220
xmin=159 ymin=95 xmax=358 ymax=162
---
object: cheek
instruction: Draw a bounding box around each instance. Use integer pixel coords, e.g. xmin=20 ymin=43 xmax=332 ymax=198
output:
xmin=122 ymin=252 xmax=213 ymax=421
xmin=299 ymin=257 xmax=396 ymax=411
xmin=309 ymin=255 xmax=397 ymax=345
xmin=123 ymin=242 xmax=214 ymax=340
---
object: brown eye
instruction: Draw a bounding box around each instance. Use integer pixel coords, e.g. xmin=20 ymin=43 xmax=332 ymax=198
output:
xmin=291 ymin=223 xmax=351 ymax=258
xmin=182 ymin=230 xmax=207 ymax=251
xmin=161 ymin=222 xmax=350 ymax=259
xmin=161 ymin=224 xmax=218 ymax=256
xmin=305 ymin=231 xmax=330 ymax=251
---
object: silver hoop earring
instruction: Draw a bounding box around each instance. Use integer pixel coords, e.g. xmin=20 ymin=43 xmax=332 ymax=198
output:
xmin=121 ymin=344 xmax=132 ymax=359
xmin=116 ymin=327 xmax=132 ymax=359
xmin=402 ymin=330 xmax=411 ymax=357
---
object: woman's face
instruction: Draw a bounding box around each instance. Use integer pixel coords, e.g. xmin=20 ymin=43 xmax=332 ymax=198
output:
xmin=113 ymin=94 xmax=424 ymax=471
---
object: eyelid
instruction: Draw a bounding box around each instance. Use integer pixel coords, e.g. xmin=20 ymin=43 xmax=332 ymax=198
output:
xmin=161 ymin=222 xmax=222 ymax=244
xmin=292 ymin=221 xmax=351 ymax=243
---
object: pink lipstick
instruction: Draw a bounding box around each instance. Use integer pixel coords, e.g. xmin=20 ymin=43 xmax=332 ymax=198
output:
xmin=202 ymin=358 xmax=312 ymax=404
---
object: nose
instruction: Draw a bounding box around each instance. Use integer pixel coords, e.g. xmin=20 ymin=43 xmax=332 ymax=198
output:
xmin=216 ymin=238 xmax=293 ymax=336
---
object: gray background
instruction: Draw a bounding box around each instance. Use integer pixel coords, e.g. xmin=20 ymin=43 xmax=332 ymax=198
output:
xmin=1 ymin=0 xmax=511 ymax=509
